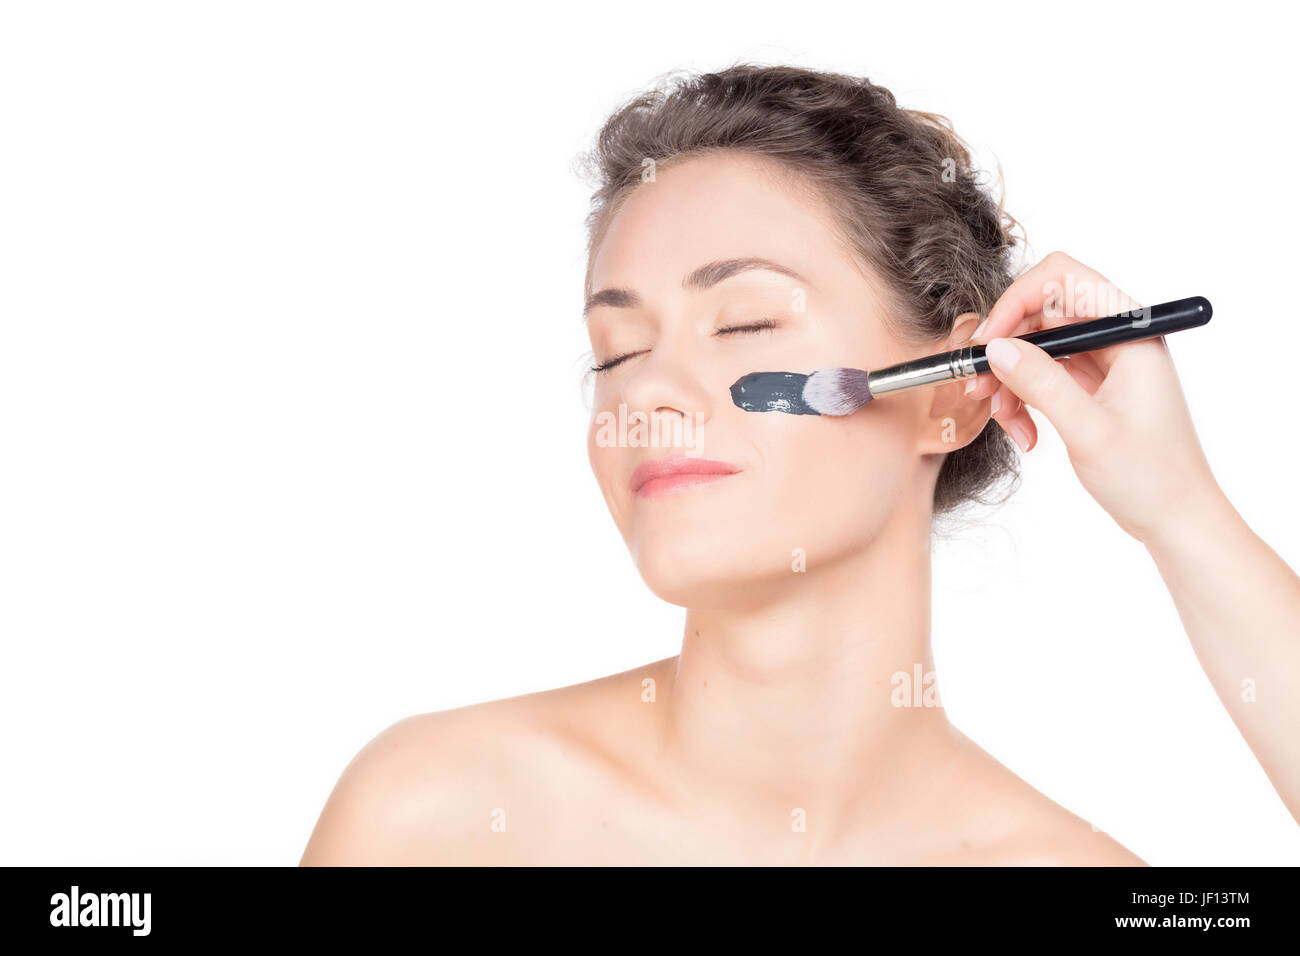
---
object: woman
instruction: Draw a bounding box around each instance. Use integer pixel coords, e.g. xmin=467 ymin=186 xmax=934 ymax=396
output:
xmin=301 ymin=64 xmax=1300 ymax=865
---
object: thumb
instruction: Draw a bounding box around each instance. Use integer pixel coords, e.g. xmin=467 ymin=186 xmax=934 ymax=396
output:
xmin=983 ymin=337 xmax=1107 ymax=452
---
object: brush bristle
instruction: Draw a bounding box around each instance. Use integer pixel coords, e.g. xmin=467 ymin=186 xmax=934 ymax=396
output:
xmin=801 ymin=367 xmax=872 ymax=416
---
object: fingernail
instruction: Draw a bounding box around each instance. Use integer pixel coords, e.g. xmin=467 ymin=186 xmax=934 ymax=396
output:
xmin=971 ymin=318 xmax=989 ymax=340
xmin=1008 ymin=422 xmax=1031 ymax=452
xmin=985 ymin=338 xmax=1020 ymax=372
xmin=989 ymin=391 xmax=1001 ymax=415
xmin=964 ymin=378 xmax=977 ymax=396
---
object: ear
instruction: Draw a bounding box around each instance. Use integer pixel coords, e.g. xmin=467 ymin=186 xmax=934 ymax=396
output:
xmin=915 ymin=311 xmax=990 ymax=455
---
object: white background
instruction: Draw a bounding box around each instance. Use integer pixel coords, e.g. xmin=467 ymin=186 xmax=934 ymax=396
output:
xmin=2 ymin=1 xmax=1297 ymax=865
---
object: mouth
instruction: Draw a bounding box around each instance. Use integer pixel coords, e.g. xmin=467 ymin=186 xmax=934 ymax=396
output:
xmin=629 ymin=455 xmax=741 ymax=499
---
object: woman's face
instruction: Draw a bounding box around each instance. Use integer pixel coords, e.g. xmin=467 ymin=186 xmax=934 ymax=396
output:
xmin=585 ymin=152 xmax=969 ymax=609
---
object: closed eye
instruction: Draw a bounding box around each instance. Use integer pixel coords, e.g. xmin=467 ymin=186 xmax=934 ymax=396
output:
xmin=714 ymin=317 xmax=779 ymax=336
xmin=590 ymin=349 xmax=645 ymax=374
xmin=590 ymin=318 xmax=781 ymax=374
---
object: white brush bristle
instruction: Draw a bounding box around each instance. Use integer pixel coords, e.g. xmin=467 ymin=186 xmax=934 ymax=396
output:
xmin=802 ymin=367 xmax=871 ymax=416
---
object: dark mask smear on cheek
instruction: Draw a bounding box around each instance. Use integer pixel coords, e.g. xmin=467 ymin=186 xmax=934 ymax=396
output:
xmin=729 ymin=372 xmax=819 ymax=415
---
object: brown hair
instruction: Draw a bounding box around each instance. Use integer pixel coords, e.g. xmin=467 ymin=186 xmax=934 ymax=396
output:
xmin=577 ymin=63 xmax=1023 ymax=515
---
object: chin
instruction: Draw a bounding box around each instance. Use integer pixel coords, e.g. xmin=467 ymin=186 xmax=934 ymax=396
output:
xmin=628 ymin=533 xmax=796 ymax=610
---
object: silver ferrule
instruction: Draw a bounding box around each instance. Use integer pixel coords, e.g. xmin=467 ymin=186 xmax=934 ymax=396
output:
xmin=865 ymin=346 xmax=976 ymax=396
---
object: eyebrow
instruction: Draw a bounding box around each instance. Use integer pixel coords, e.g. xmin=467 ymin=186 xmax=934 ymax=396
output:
xmin=583 ymin=257 xmax=807 ymax=317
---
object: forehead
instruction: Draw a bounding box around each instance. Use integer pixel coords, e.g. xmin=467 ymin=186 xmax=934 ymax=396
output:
xmin=588 ymin=152 xmax=857 ymax=295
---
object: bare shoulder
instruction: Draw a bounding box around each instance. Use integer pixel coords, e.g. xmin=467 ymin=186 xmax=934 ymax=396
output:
xmin=936 ymin=728 xmax=1148 ymax=867
xmin=993 ymin=820 xmax=1148 ymax=866
xmin=979 ymin=776 xmax=1147 ymax=865
xmin=299 ymin=658 xmax=669 ymax=865
xmin=979 ymin=782 xmax=1148 ymax=865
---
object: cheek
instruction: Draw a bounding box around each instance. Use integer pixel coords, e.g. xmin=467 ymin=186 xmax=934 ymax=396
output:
xmin=587 ymin=415 xmax=622 ymax=503
xmin=756 ymin=408 xmax=915 ymax=552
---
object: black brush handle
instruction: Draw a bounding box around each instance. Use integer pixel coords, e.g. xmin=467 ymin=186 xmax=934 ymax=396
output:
xmin=967 ymin=296 xmax=1213 ymax=376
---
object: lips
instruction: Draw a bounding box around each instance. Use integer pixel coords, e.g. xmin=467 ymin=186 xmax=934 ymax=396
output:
xmin=629 ymin=455 xmax=741 ymax=498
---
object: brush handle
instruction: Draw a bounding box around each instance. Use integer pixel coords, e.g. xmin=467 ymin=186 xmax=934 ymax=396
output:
xmin=865 ymin=296 xmax=1213 ymax=398
xmin=965 ymin=296 xmax=1213 ymax=376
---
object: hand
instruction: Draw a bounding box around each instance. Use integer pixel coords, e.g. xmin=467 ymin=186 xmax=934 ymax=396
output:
xmin=964 ymin=251 xmax=1222 ymax=544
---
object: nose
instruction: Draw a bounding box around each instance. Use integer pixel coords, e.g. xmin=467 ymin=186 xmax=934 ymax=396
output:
xmin=618 ymin=338 xmax=714 ymax=432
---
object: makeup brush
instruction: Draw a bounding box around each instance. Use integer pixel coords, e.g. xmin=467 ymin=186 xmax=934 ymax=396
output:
xmin=730 ymin=296 xmax=1212 ymax=416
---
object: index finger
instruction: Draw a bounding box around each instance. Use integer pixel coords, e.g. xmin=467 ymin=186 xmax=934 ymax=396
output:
xmin=964 ymin=251 xmax=1134 ymax=400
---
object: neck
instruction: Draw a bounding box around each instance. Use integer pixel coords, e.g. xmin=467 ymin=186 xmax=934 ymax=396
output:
xmin=657 ymin=496 xmax=956 ymax=830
